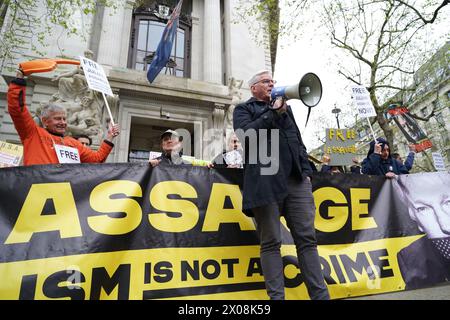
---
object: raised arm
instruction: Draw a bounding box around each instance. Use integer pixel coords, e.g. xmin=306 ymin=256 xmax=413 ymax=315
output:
xmin=7 ymin=71 xmax=38 ymax=142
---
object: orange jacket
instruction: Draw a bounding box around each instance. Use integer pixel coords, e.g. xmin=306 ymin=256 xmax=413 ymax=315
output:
xmin=7 ymin=79 xmax=113 ymax=166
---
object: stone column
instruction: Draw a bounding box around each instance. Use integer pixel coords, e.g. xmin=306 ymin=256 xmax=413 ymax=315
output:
xmin=213 ymin=103 xmax=225 ymax=131
xmin=203 ymin=0 xmax=222 ymax=84
xmin=97 ymin=2 xmax=134 ymax=68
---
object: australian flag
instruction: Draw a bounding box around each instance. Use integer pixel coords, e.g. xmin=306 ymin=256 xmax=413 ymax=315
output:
xmin=147 ymin=0 xmax=183 ymax=83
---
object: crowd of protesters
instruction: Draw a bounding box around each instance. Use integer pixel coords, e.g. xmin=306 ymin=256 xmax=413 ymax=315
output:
xmin=5 ymin=62 xmax=443 ymax=303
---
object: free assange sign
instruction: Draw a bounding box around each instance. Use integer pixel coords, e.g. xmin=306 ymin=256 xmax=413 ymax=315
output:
xmin=79 ymin=56 xmax=113 ymax=97
xmin=324 ymin=128 xmax=358 ymax=166
xmin=351 ymin=86 xmax=377 ymax=118
xmin=432 ymin=152 xmax=447 ymax=171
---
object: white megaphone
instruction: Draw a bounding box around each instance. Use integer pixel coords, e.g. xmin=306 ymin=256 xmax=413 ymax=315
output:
xmin=270 ymin=72 xmax=322 ymax=126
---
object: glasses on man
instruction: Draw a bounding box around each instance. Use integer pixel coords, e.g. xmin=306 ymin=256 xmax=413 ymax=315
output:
xmin=255 ymin=79 xmax=277 ymax=85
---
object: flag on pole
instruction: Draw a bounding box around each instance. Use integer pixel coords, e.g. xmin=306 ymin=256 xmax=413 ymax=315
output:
xmin=146 ymin=0 xmax=184 ymax=83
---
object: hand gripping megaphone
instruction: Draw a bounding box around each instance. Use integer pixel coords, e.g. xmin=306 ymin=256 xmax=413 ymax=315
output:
xmin=270 ymin=72 xmax=322 ymax=126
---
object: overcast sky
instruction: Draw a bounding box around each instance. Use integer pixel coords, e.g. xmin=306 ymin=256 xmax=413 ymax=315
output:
xmin=273 ymin=10 xmax=355 ymax=151
xmin=274 ymin=35 xmax=340 ymax=151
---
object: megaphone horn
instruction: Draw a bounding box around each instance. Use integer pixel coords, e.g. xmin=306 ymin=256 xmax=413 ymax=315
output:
xmin=270 ymin=72 xmax=322 ymax=126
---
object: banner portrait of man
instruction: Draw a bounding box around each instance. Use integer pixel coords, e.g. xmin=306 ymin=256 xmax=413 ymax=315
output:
xmin=387 ymin=104 xmax=432 ymax=152
xmin=393 ymin=172 xmax=450 ymax=289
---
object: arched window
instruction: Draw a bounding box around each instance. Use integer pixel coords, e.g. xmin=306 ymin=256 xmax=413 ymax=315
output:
xmin=128 ymin=1 xmax=192 ymax=78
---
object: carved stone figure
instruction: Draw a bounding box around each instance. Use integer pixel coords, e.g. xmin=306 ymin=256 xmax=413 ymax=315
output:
xmin=225 ymin=77 xmax=243 ymax=132
xmin=49 ymin=49 xmax=119 ymax=145
xmin=51 ymin=49 xmax=94 ymax=104
xmin=224 ymin=77 xmax=243 ymax=147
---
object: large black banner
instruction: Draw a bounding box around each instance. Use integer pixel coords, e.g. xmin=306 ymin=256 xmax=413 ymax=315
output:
xmin=0 ymin=164 xmax=448 ymax=299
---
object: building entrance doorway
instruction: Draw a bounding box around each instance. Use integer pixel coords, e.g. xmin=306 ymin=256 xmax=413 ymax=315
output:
xmin=128 ymin=116 xmax=194 ymax=163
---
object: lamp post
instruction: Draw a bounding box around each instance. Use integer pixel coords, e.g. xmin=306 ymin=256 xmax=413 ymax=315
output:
xmin=332 ymin=105 xmax=341 ymax=129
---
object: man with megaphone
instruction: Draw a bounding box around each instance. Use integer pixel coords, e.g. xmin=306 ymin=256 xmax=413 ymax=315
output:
xmin=233 ymin=70 xmax=329 ymax=300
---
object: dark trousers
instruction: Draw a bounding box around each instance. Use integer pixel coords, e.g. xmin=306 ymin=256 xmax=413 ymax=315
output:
xmin=252 ymin=176 xmax=330 ymax=300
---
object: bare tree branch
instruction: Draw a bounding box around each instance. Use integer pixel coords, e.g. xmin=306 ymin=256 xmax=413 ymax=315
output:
xmin=395 ymin=0 xmax=449 ymax=24
xmin=338 ymin=69 xmax=363 ymax=86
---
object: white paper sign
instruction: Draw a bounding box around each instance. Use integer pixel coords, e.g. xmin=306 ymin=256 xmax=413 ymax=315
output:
xmin=149 ymin=151 xmax=162 ymax=160
xmin=79 ymin=56 xmax=113 ymax=96
xmin=0 ymin=140 xmax=23 ymax=167
xmin=351 ymin=86 xmax=377 ymax=118
xmin=224 ymin=150 xmax=243 ymax=167
xmin=54 ymin=145 xmax=81 ymax=164
xmin=432 ymin=152 xmax=446 ymax=171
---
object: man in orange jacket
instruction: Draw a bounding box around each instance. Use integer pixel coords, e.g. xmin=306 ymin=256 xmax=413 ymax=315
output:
xmin=8 ymin=70 xmax=120 ymax=166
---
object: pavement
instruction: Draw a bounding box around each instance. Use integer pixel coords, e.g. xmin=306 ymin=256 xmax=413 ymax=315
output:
xmin=347 ymin=282 xmax=450 ymax=300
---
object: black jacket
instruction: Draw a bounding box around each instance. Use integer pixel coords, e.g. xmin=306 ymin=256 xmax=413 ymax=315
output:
xmin=361 ymin=138 xmax=409 ymax=175
xmin=350 ymin=165 xmax=362 ymax=174
xmin=156 ymin=152 xmax=192 ymax=165
xmin=233 ymin=97 xmax=312 ymax=211
xmin=212 ymin=150 xmax=243 ymax=168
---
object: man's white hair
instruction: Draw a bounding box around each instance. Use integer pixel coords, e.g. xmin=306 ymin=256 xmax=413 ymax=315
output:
xmin=248 ymin=70 xmax=272 ymax=87
xmin=40 ymin=103 xmax=66 ymax=118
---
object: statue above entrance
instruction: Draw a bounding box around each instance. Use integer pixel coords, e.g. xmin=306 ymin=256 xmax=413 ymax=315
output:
xmin=48 ymin=49 xmax=119 ymax=145
xmin=224 ymin=77 xmax=243 ymax=144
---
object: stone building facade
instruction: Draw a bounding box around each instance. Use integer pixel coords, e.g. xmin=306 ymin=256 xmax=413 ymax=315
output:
xmin=0 ymin=0 xmax=272 ymax=163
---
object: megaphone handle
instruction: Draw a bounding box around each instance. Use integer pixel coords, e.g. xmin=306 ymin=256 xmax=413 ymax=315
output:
xmin=305 ymin=107 xmax=312 ymax=127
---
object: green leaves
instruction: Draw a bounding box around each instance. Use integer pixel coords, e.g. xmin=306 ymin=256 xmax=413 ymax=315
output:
xmin=0 ymin=0 xmax=121 ymax=70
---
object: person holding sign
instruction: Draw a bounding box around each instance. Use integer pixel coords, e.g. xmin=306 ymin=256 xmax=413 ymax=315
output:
xmin=392 ymin=144 xmax=416 ymax=173
xmin=210 ymin=132 xmax=244 ymax=169
xmin=361 ymin=138 xmax=409 ymax=178
xmin=7 ymin=69 xmax=120 ymax=166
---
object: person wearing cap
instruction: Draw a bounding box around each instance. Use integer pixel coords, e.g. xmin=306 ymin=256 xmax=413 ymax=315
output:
xmin=149 ymin=129 xmax=191 ymax=167
xmin=7 ymin=70 xmax=120 ymax=166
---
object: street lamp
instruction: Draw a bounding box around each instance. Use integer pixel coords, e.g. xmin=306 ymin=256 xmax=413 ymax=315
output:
xmin=332 ymin=105 xmax=341 ymax=129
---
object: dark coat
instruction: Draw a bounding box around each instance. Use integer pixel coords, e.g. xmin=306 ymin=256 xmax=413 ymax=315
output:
xmin=397 ymin=236 xmax=450 ymax=290
xmin=350 ymin=165 xmax=362 ymax=174
xmin=361 ymin=138 xmax=409 ymax=175
xmin=212 ymin=151 xmax=229 ymax=169
xmin=309 ymin=160 xmax=318 ymax=172
xmin=233 ymin=97 xmax=312 ymax=211
xmin=156 ymin=152 xmax=192 ymax=165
